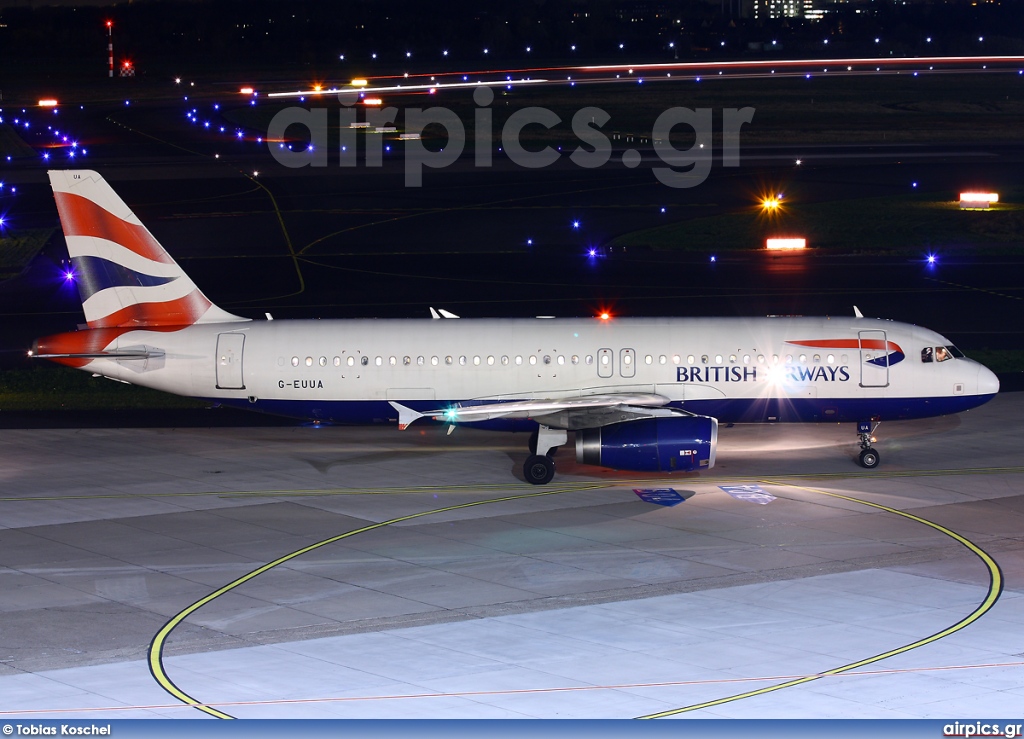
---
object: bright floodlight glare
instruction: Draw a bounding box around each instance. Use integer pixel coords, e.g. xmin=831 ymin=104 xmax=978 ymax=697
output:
xmin=927 ymin=254 xmax=937 ymax=264
xmin=766 ymin=364 xmax=788 ymax=385
xmin=588 ymin=248 xmax=597 ymax=257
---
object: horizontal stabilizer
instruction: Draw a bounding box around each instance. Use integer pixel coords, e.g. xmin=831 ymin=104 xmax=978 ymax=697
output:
xmin=29 ymin=349 xmax=162 ymax=361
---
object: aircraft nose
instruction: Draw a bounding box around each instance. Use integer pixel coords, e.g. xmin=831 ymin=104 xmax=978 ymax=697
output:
xmin=977 ymin=363 xmax=1000 ymax=396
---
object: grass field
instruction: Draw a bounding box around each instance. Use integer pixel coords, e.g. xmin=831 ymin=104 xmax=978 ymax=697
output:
xmin=0 ymin=366 xmax=206 ymax=412
xmin=0 ymin=229 xmax=55 ymax=281
xmin=0 ymin=122 xmax=38 ymax=159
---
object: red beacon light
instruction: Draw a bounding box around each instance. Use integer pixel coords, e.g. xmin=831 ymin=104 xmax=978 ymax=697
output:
xmin=599 ymin=312 xmax=611 ymax=321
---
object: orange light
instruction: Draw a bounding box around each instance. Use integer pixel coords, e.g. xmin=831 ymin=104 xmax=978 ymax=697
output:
xmin=761 ymin=197 xmax=781 ymax=210
xmin=766 ymin=238 xmax=807 ymax=250
xmin=350 ymin=79 xmax=369 ymax=87
xmin=37 ymin=99 xmax=58 ymax=107
xmin=362 ymin=97 xmax=383 ymax=106
xmin=239 ymin=87 xmax=254 ymax=95
xmin=313 ymin=84 xmax=323 ymax=92
xmin=600 ymin=312 xmax=611 ymax=321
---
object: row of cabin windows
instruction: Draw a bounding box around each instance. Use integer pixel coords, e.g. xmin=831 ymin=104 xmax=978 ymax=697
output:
xmin=282 ymin=352 xmax=854 ymax=369
xmin=285 ymin=354 xmax=597 ymax=368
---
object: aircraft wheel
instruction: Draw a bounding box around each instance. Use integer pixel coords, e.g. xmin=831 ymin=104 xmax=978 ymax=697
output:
xmin=859 ymin=447 xmax=880 ymax=469
xmin=524 ymin=454 xmax=555 ymax=485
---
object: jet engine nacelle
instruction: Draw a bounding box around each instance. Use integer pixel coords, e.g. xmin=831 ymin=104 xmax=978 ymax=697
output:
xmin=575 ymin=416 xmax=718 ymax=473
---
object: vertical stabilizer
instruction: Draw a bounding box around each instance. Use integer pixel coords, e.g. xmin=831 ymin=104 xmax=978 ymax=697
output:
xmin=48 ymin=170 xmax=248 ymax=328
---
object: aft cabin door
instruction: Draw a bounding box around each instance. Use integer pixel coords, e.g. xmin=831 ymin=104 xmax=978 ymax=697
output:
xmin=858 ymin=330 xmax=889 ymax=388
xmin=216 ymin=333 xmax=246 ymax=390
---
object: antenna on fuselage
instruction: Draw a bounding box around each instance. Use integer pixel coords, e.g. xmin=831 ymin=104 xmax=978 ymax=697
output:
xmin=853 ymin=306 xmax=864 ymax=318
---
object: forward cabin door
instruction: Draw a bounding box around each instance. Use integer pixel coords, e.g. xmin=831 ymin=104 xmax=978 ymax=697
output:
xmin=858 ymin=330 xmax=889 ymax=388
xmin=597 ymin=348 xmax=614 ymax=378
xmin=216 ymin=333 xmax=246 ymax=389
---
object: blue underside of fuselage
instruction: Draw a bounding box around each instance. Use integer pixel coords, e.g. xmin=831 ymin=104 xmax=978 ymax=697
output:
xmin=209 ymin=394 xmax=997 ymax=430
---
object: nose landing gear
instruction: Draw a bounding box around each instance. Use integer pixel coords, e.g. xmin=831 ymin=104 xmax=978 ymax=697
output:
xmin=857 ymin=420 xmax=881 ymax=469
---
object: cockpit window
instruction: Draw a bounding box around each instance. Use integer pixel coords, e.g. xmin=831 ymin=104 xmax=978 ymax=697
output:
xmin=921 ymin=347 xmax=933 ymax=363
xmin=946 ymin=345 xmax=965 ymax=359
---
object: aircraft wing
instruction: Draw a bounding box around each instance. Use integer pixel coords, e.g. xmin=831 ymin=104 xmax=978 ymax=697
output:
xmin=389 ymin=393 xmax=677 ymax=430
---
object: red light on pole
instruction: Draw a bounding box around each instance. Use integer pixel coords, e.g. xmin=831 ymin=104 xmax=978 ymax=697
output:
xmin=106 ymin=21 xmax=113 ymax=78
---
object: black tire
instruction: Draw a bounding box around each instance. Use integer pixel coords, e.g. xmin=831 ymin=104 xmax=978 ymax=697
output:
xmin=859 ymin=447 xmax=880 ymax=469
xmin=524 ymin=454 xmax=555 ymax=485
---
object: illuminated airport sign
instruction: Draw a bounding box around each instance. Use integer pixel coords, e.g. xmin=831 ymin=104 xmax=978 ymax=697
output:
xmin=960 ymin=192 xmax=999 ymax=210
xmin=766 ymin=238 xmax=807 ymax=250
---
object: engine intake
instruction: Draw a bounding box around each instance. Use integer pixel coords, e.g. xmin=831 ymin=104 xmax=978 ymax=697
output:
xmin=575 ymin=416 xmax=718 ymax=473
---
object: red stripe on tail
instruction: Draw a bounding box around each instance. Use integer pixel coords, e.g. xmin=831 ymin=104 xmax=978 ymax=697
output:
xmin=88 ymin=288 xmax=212 ymax=329
xmin=53 ymin=191 xmax=173 ymax=265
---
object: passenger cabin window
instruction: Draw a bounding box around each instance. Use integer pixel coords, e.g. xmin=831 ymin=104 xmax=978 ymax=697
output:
xmin=360 ymin=356 xmax=369 ymax=366
xmin=334 ymin=357 xmax=341 ymax=367
xmin=305 ymin=357 xmax=313 ymax=367
xmin=571 ymin=355 xmax=579 ymax=365
xmin=445 ymin=356 xmax=453 ymax=365
xmin=417 ymin=356 xmax=424 ymax=365
xmin=585 ymin=355 xmax=593 ymax=365
xmin=515 ymin=356 xmax=523 ymax=365
xmin=348 ymin=356 xmax=355 ymax=367
xmin=403 ymin=356 xmax=411 ymax=366
xmin=375 ymin=357 xmax=382 ymax=366
xmin=291 ymin=356 xmax=299 ymax=367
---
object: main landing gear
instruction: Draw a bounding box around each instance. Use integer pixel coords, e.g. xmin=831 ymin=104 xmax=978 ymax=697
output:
xmin=524 ymin=425 xmax=568 ymax=485
xmin=857 ymin=420 xmax=881 ymax=469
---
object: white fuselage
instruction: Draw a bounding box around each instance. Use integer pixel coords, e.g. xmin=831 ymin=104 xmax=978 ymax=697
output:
xmin=80 ymin=315 xmax=998 ymax=427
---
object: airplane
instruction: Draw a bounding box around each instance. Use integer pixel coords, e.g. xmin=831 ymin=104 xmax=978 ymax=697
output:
xmin=31 ymin=170 xmax=1000 ymax=484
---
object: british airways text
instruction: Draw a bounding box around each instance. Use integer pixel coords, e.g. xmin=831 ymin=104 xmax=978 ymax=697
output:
xmin=676 ymin=365 xmax=852 ymax=383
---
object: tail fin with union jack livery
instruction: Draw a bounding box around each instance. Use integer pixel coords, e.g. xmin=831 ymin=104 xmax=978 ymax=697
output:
xmin=48 ymin=170 xmax=247 ymax=328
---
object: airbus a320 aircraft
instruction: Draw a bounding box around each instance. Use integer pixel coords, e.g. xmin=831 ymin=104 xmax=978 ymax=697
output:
xmin=32 ymin=171 xmax=999 ymax=484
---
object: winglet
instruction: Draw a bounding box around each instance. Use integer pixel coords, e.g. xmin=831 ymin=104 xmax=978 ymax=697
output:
xmin=389 ymin=401 xmax=425 ymax=430
xmin=853 ymin=305 xmax=864 ymax=318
